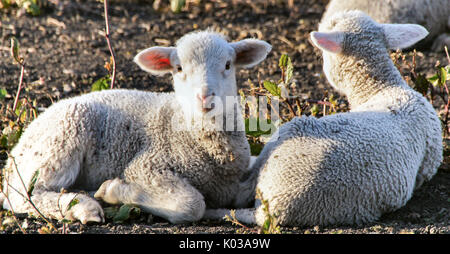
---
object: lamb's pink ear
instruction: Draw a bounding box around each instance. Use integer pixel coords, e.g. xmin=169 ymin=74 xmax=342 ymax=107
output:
xmin=230 ymin=39 xmax=272 ymax=68
xmin=310 ymin=31 xmax=344 ymax=54
xmin=133 ymin=47 xmax=175 ymax=75
xmin=382 ymin=23 xmax=429 ymax=50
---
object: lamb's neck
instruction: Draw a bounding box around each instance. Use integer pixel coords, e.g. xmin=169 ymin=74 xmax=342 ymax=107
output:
xmin=184 ymin=107 xmax=248 ymax=165
xmin=341 ymin=56 xmax=409 ymax=108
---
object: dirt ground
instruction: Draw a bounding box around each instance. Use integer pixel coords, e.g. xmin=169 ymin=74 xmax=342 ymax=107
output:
xmin=0 ymin=0 xmax=449 ymax=234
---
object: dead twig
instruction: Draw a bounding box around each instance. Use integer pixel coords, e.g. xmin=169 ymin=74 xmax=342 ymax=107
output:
xmin=445 ymin=46 xmax=450 ymax=65
xmin=224 ymin=210 xmax=259 ymax=234
xmin=56 ymin=189 xmax=79 ymax=234
xmin=103 ymin=0 xmax=116 ymax=89
xmin=10 ymin=37 xmax=26 ymax=112
xmin=7 ymin=153 xmax=56 ymax=231
xmin=0 ymin=177 xmax=26 ymax=234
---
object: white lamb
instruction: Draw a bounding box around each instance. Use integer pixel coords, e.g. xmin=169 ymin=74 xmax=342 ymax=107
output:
xmin=322 ymin=0 xmax=450 ymax=51
xmin=0 ymin=30 xmax=272 ymax=224
xmin=205 ymin=11 xmax=443 ymax=226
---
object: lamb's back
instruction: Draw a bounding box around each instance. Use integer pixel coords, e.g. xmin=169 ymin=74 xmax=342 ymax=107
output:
xmin=8 ymin=89 xmax=176 ymax=190
xmin=256 ymin=109 xmax=426 ymax=225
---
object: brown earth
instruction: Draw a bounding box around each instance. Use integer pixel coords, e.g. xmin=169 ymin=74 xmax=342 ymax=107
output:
xmin=0 ymin=0 xmax=449 ymax=234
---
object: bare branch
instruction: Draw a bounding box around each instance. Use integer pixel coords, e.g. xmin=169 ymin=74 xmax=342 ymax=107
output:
xmin=7 ymin=153 xmax=56 ymax=231
xmin=103 ymin=0 xmax=116 ymax=89
xmin=0 ymin=188 xmax=26 ymax=233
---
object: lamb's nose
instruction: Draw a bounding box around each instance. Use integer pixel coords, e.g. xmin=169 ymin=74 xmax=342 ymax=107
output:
xmin=197 ymin=94 xmax=207 ymax=104
xmin=197 ymin=93 xmax=216 ymax=104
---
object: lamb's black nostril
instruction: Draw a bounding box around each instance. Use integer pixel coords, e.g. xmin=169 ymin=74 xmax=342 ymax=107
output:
xmin=211 ymin=92 xmax=216 ymax=96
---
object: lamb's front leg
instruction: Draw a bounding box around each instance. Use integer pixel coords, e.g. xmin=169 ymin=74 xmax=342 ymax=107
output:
xmin=94 ymin=175 xmax=206 ymax=224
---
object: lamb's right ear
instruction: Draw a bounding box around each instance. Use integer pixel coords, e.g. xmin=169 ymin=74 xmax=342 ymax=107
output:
xmin=230 ymin=39 xmax=272 ymax=68
xmin=133 ymin=47 xmax=176 ymax=75
xmin=310 ymin=31 xmax=344 ymax=54
xmin=382 ymin=23 xmax=429 ymax=50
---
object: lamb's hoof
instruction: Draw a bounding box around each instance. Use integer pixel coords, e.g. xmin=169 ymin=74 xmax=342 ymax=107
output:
xmin=94 ymin=180 xmax=112 ymax=200
xmin=94 ymin=178 xmax=121 ymax=204
xmin=66 ymin=197 xmax=105 ymax=224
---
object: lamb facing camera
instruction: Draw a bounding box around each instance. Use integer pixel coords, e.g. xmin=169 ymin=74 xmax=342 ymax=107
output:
xmin=0 ymin=30 xmax=272 ymax=224
xmin=205 ymin=11 xmax=443 ymax=226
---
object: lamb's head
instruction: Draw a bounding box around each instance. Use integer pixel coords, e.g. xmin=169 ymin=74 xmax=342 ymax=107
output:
xmin=134 ymin=30 xmax=271 ymax=117
xmin=309 ymin=10 xmax=428 ymax=95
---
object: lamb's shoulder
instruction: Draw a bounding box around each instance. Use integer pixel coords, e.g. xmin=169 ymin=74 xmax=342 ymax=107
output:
xmin=354 ymin=87 xmax=440 ymax=129
xmin=273 ymin=112 xmax=399 ymax=142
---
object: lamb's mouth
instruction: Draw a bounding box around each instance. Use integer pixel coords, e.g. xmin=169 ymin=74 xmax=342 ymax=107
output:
xmin=201 ymin=103 xmax=215 ymax=113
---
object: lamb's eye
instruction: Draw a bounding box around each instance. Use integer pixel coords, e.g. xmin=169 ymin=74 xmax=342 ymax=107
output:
xmin=177 ymin=65 xmax=182 ymax=72
xmin=225 ymin=61 xmax=231 ymax=70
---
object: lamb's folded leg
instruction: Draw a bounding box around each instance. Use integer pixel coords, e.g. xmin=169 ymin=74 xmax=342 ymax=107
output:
xmin=94 ymin=175 xmax=206 ymax=224
xmin=4 ymin=188 xmax=104 ymax=224
xmin=203 ymin=208 xmax=263 ymax=225
xmin=2 ymin=152 xmax=104 ymax=224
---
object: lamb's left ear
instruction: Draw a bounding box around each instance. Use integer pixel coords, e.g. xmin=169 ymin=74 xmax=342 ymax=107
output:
xmin=382 ymin=23 xmax=429 ymax=50
xmin=230 ymin=39 xmax=272 ymax=68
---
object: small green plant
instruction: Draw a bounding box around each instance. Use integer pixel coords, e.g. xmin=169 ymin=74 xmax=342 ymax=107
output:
xmin=427 ymin=63 xmax=450 ymax=137
xmin=170 ymin=0 xmax=186 ymax=13
xmin=1 ymin=38 xmax=38 ymax=153
xmin=103 ymin=204 xmax=141 ymax=223
xmin=56 ymin=189 xmax=79 ymax=233
xmin=256 ymin=189 xmax=280 ymax=234
xmin=0 ymin=89 xmax=7 ymax=100
xmin=0 ymin=0 xmax=41 ymax=15
xmin=154 ymin=0 xmax=201 ymax=13
xmin=241 ymin=54 xmax=347 ymax=155
xmin=391 ymin=47 xmax=450 ymax=138
xmin=91 ymin=75 xmax=111 ymax=92
xmin=90 ymin=0 xmax=117 ymax=92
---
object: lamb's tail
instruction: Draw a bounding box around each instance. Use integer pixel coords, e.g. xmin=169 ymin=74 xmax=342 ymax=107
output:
xmin=203 ymin=208 xmax=258 ymax=225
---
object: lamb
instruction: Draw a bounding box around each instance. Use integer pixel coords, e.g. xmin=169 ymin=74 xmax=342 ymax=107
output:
xmin=0 ymin=30 xmax=272 ymax=224
xmin=205 ymin=11 xmax=443 ymax=226
xmin=321 ymin=0 xmax=450 ymax=51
